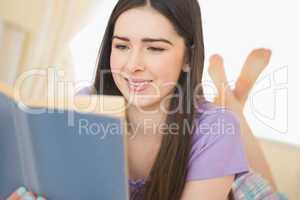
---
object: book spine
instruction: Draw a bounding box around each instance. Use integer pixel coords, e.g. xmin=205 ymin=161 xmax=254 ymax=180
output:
xmin=12 ymin=103 xmax=40 ymax=192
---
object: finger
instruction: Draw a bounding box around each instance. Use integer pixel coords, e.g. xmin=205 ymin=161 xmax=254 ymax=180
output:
xmin=208 ymin=54 xmax=232 ymax=105
xmin=6 ymin=187 xmax=27 ymax=200
xmin=20 ymin=192 xmax=35 ymax=200
xmin=36 ymin=196 xmax=47 ymax=200
xmin=234 ymin=48 xmax=272 ymax=103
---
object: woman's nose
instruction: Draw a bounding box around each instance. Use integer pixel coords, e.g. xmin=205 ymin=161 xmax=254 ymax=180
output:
xmin=126 ymin=49 xmax=145 ymax=72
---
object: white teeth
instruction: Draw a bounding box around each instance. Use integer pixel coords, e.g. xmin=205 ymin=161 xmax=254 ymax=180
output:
xmin=126 ymin=78 xmax=151 ymax=84
xmin=128 ymin=81 xmax=149 ymax=86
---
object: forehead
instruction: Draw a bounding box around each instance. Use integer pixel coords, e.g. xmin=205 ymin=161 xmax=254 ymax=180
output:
xmin=114 ymin=6 xmax=180 ymax=41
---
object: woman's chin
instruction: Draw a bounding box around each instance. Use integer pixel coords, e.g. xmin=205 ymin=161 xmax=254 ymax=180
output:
xmin=125 ymin=95 xmax=161 ymax=111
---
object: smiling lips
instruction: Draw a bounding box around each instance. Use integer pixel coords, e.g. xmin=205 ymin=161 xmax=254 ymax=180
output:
xmin=125 ymin=77 xmax=153 ymax=92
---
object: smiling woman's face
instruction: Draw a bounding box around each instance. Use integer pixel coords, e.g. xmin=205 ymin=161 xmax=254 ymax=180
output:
xmin=110 ymin=5 xmax=187 ymax=110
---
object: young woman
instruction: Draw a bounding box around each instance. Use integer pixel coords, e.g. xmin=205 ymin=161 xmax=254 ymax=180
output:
xmin=7 ymin=0 xmax=287 ymax=199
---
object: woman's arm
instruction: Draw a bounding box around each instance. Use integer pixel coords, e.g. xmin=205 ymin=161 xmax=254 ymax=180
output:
xmin=180 ymin=176 xmax=234 ymax=200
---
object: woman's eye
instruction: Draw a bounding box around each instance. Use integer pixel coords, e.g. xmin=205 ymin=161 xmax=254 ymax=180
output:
xmin=148 ymin=47 xmax=166 ymax=52
xmin=115 ymin=45 xmax=129 ymax=50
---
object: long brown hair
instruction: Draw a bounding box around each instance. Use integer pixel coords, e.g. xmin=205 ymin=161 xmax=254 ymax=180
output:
xmin=93 ymin=0 xmax=234 ymax=199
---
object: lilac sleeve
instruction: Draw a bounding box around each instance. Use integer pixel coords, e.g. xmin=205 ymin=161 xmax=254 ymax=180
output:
xmin=186 ymin=104 xmax=249 ymax=181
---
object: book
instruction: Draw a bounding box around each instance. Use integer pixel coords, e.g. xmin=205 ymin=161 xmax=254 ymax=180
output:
xmin=0 ymin=82 xmax=129 ymax=200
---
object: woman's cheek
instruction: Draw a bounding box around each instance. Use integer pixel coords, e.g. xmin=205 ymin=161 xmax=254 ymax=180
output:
xmin=110 ymin=52 xmax=124 ymax=71
xmin=152 ymin=58 xmax=182 ymax=83
xmin=110 ymin=53 xmax=127 ymax=92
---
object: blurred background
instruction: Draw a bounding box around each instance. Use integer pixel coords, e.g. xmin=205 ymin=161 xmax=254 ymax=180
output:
xmin=0 ymin=0 xmax=299 ymax=199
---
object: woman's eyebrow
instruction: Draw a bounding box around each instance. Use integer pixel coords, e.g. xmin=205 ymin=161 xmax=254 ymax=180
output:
xmin=112 ymin=35 xmax=173 ymax=46
xmin=142 ymin=37 xmax=173 ymax=46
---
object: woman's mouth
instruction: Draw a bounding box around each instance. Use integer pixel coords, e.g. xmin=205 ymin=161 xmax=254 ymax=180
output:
xmin=124 ymin=77 xmax=153 ymax=92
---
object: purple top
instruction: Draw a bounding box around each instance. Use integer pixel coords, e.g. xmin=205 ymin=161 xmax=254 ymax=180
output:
xmin=77 ymin=87 xmax=249 ymax=199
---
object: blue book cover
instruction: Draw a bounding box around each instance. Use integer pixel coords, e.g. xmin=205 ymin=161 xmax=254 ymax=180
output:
xmin=0 ymin=83 xmax=129 ymax=200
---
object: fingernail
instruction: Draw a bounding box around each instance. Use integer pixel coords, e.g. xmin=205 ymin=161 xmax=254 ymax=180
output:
xmin=37 ymin=196 xmax=45 ymax=200
xmin=16 ymin=186 xmax=27 ymax=196
xmin=23 ymin=193 xmax=34 ymax=200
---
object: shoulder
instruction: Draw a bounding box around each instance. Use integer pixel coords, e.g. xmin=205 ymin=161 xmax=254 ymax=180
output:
xmin=75 ymin=86 xmax=97 ymax=96
xmin=191 ymin=100 xmax=241 ymax=147
xmin=186 ymin=100 xmax=249 ymax=181
xmin=194 ymin=99 xmax=238 ymax=125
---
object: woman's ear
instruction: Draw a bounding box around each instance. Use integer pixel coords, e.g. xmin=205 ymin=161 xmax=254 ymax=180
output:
xmin=182 ymin=49 xmax=190 ymax=72
xmin=182 ymin=63 xmax=190 ymax=72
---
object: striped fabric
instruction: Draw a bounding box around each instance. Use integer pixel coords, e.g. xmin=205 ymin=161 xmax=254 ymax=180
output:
xmin=232 ymin=170 xmax=288 ymax=200
xmin=129 ymin=170 xmax=288 ymax=200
